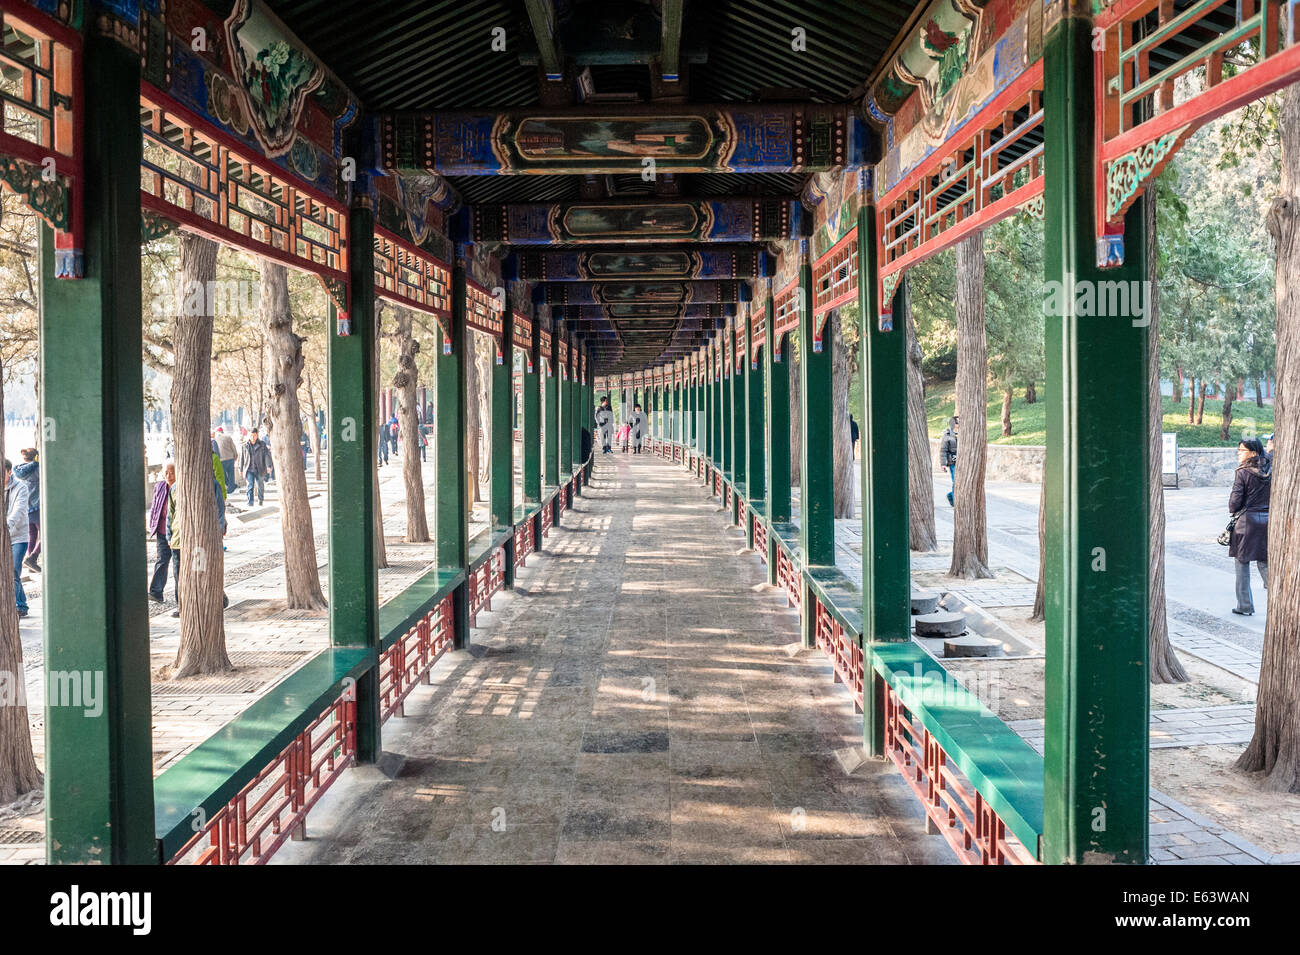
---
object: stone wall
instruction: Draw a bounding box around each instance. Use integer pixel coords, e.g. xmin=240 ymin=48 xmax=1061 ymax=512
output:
xmin=926 ymin=440 xmax=1237 ymax=487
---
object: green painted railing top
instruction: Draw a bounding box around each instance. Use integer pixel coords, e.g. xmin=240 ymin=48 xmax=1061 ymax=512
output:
xmin=805 ymin=564 xmax=864 ymax=637
xmin=152 ymin=647 xmax=373 ymax=859
xmin=869 ymin=641 xmax=1045 ymax=856
xmin=468 ymin=527 xmax=512 ymax=569
xmin=378 ymin=566 xmax=466 ymax=652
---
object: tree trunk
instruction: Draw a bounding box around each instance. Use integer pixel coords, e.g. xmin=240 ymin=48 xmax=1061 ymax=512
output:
xmin=260 ymin=261 xmax=326 ymax=610
xmin=830 ymin=308 xmax=855 ymax=518
xmin=171 ymin=228 xmax=231 ymax=678
xmin=1256 ymin=377 xmax=1265 ymax=408
xmin=465 ymin=331 xmax=481 ymax=503
xmin=391 ymin=307 xmax=430 ymax=541
xmin=1173 ymin=366 xmax=1183 ymax=404
xmin=1030 ymin=479 xmax=1046 ymax=622
xmin=305 ymin=366 xmax=323 ymax=483
xmin=906 ymin=297 xmax=937 ymax=551
xmin=372 ymin=302 xmax=388 ymax=569
xmin=1220 ymin=385 xmax=1235 ymax=442
xmin=1001 ymin=383 xmax=1013 ymax=437
xmin=789 ymin=345 xmax=802 ymax=488
xmin=1188 ymin=377 xmax=1197 ymax=423
xmin=1237 ymin=82 xmax=1300 ymax=792
xmin=0 ymin=355 xmax=41 ymax=802
xmin=949 ymin=231 xmax=992 ymax=579
xmin=1197 ymin=382 xmax=1207 ymax=424
xmin=1145 ymin=184 xmax=1188 ymax=683
xmin=1024 ymin=380 xmax=1037 ymax=404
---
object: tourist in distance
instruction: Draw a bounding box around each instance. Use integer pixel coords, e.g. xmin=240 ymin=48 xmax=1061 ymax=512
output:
xmin=627 ymin=403 xmax=647 ymax=454
xmin=1228 ymin=436 xmax=1270 ymax=617
xmin=595 ymin=395 xmax=614 ymax=454
xmin=148 ymin=462 xmax=176 ymax=603
xmin=939 ymin=415 xmax=958 ymax=506
xmin=14 ymin=447 xmax=39 ymax=572
xmin=240 ymin=428 xmax=273 ymax=507
xmin=5 ymin=458 xmax=30 ymax=618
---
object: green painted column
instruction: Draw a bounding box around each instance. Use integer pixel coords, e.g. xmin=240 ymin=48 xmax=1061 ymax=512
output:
xmin=437 ymin=259 xmax=471 ymax=648
xmin=798 ymin=246 xmax=834 ymax=648
xmin=712 ymin=348 xmax=723 ymax=474
xmin=732 ymin=319 xmax=747 ymax=493
xmin=798 ymin=247 xmax=834 ymax=570
xmin=492 ymin=306 xmax=515 ymax=583
xmin=858 ymin=205 xmax=911 ymax=757
xmin=765 ymin=283 xmax=792 ymax=582
xmin=1042 ymin=11 xmax=1149 ymax=865
xmin=329 ymin=191 xmax=381 ymax=764
xmin=39 ymin=33 xmax=153 ymax=864
xmin=523 ymin=313 xmax=542 ymax=503
xmin=746 ymin=304 xmax=766 ymax=508
xmin=721 ymin=339 xmax=733 ymax=479
xmin=560 ymin=336 xmax=573 ymax=479
xmin=544 ymin=334 xmax=560 ymax=527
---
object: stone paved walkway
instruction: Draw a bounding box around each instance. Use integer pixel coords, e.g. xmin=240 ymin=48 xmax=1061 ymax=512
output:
xmin=276 ymin=453 xmax=955 ymax=865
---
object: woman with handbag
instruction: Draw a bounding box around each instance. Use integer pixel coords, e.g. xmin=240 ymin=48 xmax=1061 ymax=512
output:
xmin=1226 ymin=437 xmax=1270 ymax=616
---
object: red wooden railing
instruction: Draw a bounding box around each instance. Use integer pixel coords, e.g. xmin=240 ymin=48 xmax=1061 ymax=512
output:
xmin=379 ymin=593 xmax=455 ymax=721
xmin=882 ymin=683 xmax=1038 ymax=865
xmin=813 ymin=597 xmax=864 ymax=712
xmin=170 ymin=696 xmax=355 ymax=865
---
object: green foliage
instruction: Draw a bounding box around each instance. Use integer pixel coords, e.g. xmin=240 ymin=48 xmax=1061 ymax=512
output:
xmin=924 ymin=379 xmax=1271 ymax=448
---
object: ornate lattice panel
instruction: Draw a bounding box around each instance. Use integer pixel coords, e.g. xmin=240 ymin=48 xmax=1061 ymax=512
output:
xmin=772 ymin=278 xmax=801 ymax=360
xmin=513 ymin=310 xmax=533 ymax=369
xmin=140 ymin=95 xmax=348 ymax=311
xmin=1094 ymin=0 xmax=1300 ymax=262
xmin=878 ymin=64 xmax=1043 ymax=327
xmin=0 ymin=3 xmax=82 ymax=276
xmin=374 ymin=227 xmax=451 ymax=345
xmin=811 ymin=229 xmax=858 ymax=352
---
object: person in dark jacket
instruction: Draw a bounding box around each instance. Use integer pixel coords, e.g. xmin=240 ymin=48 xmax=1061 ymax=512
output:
xmin=939 ymin=416 xmax=958 ymax=506
xmin=239 ymin=429 xmax=273 ymax=506
xmin=14 ymin=448 xmax=39 ymax=571
xmin=1228 ymin=437 xmax=1270 ymax=616
xmin=595 ymin=396 xmax=614 ymax=454
xmin=148 ymin=463 xmax=175 ymax=602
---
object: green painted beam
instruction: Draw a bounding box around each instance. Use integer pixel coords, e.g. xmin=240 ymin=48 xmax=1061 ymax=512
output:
xmin=438 ymin=261 xmax=471 ymax=648
xmin=523 ymin=0 xmax=564 ymax=79
xmin=858 ymin=206 xmax=912 ymax=756
xmin=39 ymin=34 xmax=153 ymax=864
xmin=1042 ymin=14 xmax=1149 ymax=866
xmin=660 ymin=0 xmax=684 ymax=80
xmin=329 ymin=192 xmax=381 ymax=763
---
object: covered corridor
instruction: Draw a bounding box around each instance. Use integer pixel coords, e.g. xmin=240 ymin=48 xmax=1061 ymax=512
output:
xmin=277 ymin=454 xmax=952 ymax=865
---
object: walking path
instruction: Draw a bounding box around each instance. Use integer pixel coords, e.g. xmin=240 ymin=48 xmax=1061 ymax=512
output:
xmin=275 ymin=453 xmax=954 ymax=864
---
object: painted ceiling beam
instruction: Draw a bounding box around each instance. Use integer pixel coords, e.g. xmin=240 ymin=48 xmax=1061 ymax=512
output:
xmin=467 ymin=198 xmax=803 ymax=245
xmin=516 ymin=246 xmax=767 ymax=281
xmin=536 ymin=280 xmax=750 ymax=306
xmin=523 ymin=0 xmax=565 ymax=81
xmin=549 ymin=304 xmax=733 ymax=320
xmin=378 ymin=104 xmax=868 ymax=175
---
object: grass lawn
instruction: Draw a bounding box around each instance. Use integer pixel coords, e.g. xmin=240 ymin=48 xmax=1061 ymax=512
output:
xmin=917 ymin=380 xmax=1273 ymax=448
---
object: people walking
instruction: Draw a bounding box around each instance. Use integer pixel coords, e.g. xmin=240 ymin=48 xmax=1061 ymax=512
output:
xmin=14 ymin=448 xmax=39 ymax=571
xmin=1228 ymin=436 xmax=1270 ymax=616
xmin=215 ymin=426 xmax=238 ymax=494
xmin=627 ymin=404 xmax=647 ymax=454
xmin=618 ymin=422 xmax=630 ymax=453
xmin=239 ymin=428 xmax=272 ymax=507
xmin=939 ymin=416 xmax=959 ymax=506
xmin=388 ymin=414 xmax=400 ymax=457
xmin=595 ymin=396 xmax=614 ymax=453
xmin=148 ymin=463 xmax=175 ymax=602
xmin=377 ymin=421 xmax=389 ymax=466
xmin=5 ymin=458 xmax=30 ymax=618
